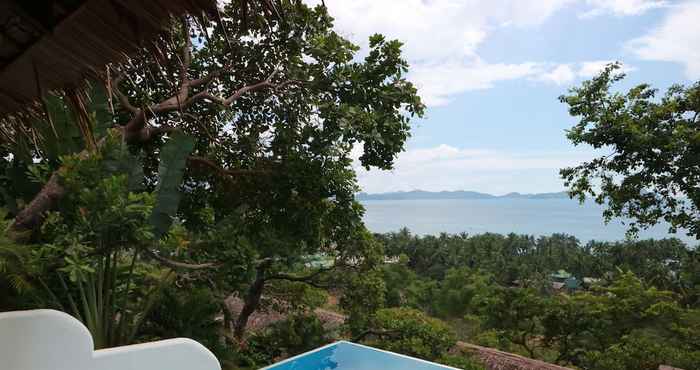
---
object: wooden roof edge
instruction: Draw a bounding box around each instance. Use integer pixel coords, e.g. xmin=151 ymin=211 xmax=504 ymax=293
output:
xmin=0 ymin=0 xmax=217 ymax=118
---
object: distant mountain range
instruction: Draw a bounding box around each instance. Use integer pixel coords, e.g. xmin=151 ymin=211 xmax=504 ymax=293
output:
xmin=356 ymin=190 xmax=570 ymax=201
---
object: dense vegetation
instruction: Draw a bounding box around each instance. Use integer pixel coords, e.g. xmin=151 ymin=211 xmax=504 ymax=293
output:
xmin=0 ymin=1 xmax=422 ymax=367
xmin=373 ymin=230 xmax=700 ymax=370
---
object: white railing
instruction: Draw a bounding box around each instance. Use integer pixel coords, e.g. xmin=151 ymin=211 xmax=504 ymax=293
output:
xmin=0 ymin=309 xmax=221 ymax=370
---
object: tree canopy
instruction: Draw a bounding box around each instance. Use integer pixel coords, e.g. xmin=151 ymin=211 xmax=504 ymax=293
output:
xmin=0 ymin=0 xmax=423 ymax=357
xmin=560 ymin=63 xmax=700 ymax=239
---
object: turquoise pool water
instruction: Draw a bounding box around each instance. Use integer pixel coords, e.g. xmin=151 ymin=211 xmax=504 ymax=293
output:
xmin=261 ymin=341 xmax=458 ymax=370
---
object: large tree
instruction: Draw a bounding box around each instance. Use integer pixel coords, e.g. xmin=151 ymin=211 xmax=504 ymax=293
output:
xmin=560 ymin=63 xmax=700 ymax=240
xmin=0 ymin=0 xmax=422 ymax=345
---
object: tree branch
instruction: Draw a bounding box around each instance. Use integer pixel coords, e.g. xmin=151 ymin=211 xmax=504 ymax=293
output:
xmin=7 ymin=172 xmax=65 ymax=242
xmin=192 ymin=64 xmax=302 ymax=107
xmin=113 ymin=47 xmax=300 ymax=145
xmin=352 ymin=329 xmax=399 ymax=342
xmin=187 ymin=155 xmax=272 ymax=177
xmin=188 ymin=66 xmax=229 ymax=88
xmin=141 ymin=247 xmax=220 ymax=270
xmin=128 ymin=75 xmax=299 ymax=131
xmin=179 ymin=18 xmax=192 ymax=86
xmin=148 ymin=125 xmax=180 ymax=137
xmin=196 ymin=79 xmax=284 ymax=107
xmin=267 ymin=265 xmax=336 ymax=284
xmin=8 ymin=23 xmax=303 ymax=239
xmin=121 ymin=21 xmax=193 ymax=138
xmin=111 ymin=73 xmax=139 ymax=114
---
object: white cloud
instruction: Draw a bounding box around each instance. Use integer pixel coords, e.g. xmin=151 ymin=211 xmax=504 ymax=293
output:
xmin=537 ymin=61 xmax=635 ymax=86
xmin=353 ymin=144 xmax=599 ymax=194
xmin=578 ymin=60 xmax=636 ymax=77
xmin=304 ymin=0 xmax=577 ymax=106
xmin=411 ymin=59 xmax=543 ymax=106
xmin=416 ymin=60 xmax=637 ymax=102
xmin=579 ymin=60 xmax=615 ymax=77
xmin=580 ymin=0 xmax=668 ymax=18
xmin=301 ymin=1 xmax=655 ymax=107
xmin=627 ymin=1 xmax=700 ymax=79
xmin=305 ymin=0 xmax=573 ymax=61
xmin=413 ymin=59 xmax=636 ymax=98
xmin=539 ymin=64 xmax=577 ymax=85
xmin=502 ymin=0 xmax=579 ymax=26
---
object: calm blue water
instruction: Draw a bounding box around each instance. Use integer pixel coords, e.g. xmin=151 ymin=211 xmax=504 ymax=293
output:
xmin=360 ymin=198 xmax=696 ymax=245
xmin=262 ymin=341 xmax=456 ymax=370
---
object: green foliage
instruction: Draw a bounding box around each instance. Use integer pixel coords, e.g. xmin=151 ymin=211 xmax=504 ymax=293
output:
xmin=46 ymin=152 xmax=155 ymax=247
xmin=143 ymin=287 xmax=234 ymax=363
xmin=433 ymin=268 xmax=495 ymax=318
xmin=230 ymin=313 xmax=332 ymax=370
xmin=340 ymin=271 xmax=386 ymax=337
xmin=269 ymin=313 xmax=330 ymax=355
xmin=149 ymin=132 xmax=195 ymax=237
xmin=379 ymin=230 xmax=699 ymax=298
xmin=366 ymin=307 xmax=457 ymax=361
xmin=560 ymin=63 xmax=700 ymax=238
xmin=123 ymin=2 xmax=423 ymax=340
xmin=3 ymin=2 xmax=424 ymax=362
xmin=0 ymin=84 xmax=112 ymax=212
xmin=380 ymin=259 xmax=437 ymax=311
xmin=379 ymin=257 xmax=419 ymax=307
xmin=378 ymin=230 xmax=601 ymax=284
xmin=587 ymin=334 xmax=700 ymax=370
xmin=437 ymin=354 xmax=486 ymax=370
xmin=478 ymin=286 xmax=546 ymax=358
xmin=0 ymin=232 xmax=36 ymax=310
xmin=375 ymin=230 xmax=700 ymax=369
xmin=252 ymin=313 xmax=331 ymax=361
xmin=28 ymin=155 xmax=168 ymax=348
xmin=266 ymin=280 xmax=328 ymax=312
xmin=0 ymin=137 xmax=187 ymax=348
xmin=541 ymin=271 xmax=687 ymax=368
xmin=58 ymin=257 xmax=173 ymax=349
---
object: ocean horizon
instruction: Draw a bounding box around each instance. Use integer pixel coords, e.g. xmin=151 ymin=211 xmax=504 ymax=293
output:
xmin=360 ymin=198 xmax=697 ymax=245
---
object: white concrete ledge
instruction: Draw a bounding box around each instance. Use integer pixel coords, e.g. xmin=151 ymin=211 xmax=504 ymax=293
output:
xmin=0 ymin=309 xmax=221 ymax=370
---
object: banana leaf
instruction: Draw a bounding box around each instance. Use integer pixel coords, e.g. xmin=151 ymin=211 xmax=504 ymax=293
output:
xmin=149 ymin=132 xmax=195 ymax=237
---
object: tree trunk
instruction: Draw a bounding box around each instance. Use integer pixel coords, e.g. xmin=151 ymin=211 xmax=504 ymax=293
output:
xmin=5 ymin=127 xmax=152 ymax=242
xmin=233 ymin=265 xmax=268 ymax=339
xmin=6 ymin=172 xmax=65 ymax=242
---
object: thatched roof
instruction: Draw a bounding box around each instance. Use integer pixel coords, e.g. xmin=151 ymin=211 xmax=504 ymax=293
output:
xmin=455 ymin=342 xmax=574 ymax=370
xmin=0 ymin=0 xmax=216 ymax=117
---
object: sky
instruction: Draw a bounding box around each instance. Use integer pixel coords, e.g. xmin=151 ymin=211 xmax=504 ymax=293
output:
xmin=304 ymin=0 xmax=700 ymax=195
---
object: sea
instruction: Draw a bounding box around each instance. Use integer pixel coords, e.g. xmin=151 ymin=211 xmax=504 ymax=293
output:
xmin=360 ymin=198 xmax=697 ymax=245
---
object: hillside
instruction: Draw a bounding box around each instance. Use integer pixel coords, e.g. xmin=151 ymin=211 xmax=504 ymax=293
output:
xmin=356 ymin=190 xmax=569 ymax=201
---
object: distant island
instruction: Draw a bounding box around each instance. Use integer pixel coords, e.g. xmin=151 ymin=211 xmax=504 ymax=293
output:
xmin=356 ymin=190 xmax=570 ymax=201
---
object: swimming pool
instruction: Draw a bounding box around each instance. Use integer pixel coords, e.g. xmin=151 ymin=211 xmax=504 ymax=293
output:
xmin=261 ymin=341 xmax=460 ymax=370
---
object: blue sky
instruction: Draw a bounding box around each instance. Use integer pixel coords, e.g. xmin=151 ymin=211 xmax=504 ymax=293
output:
xmin=306 ymin=0 xmax=699 ymax=194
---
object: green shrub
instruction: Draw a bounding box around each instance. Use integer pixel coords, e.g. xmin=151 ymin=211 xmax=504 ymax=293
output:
xmin=365 ymin=307 xmax=456 ymax=361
